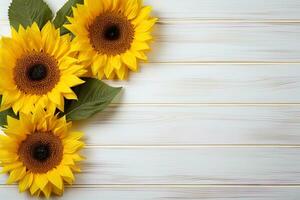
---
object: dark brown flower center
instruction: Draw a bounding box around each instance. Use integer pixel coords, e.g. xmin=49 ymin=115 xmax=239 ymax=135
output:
xmin=27 ymin=64 xmax=48 ymax=81
xmin=32 ymin=144 xmax=50 ymax=161
xmin=104 ymin=25 xmax=120 ymax=41
xmin=88 ymin=11 xmax=134 ymax=55
xmin=18 ymin=132 xmax=63 ymax=173
xmin=14 ymin=52 xmax=60 ymax=95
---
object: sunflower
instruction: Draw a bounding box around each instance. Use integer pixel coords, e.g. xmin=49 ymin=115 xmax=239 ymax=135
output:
xmin=65 ymin=0 xmax=157 ymax=80
xmin=0 ymin=22 xmax=86 ymax=114
xmin=0 ymin=105 xmax=85 ymax=197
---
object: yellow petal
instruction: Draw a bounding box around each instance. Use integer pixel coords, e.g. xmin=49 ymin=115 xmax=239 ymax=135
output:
xmin=115 ymin=65 xmax=128 ymax=80
xmin=91 ymin=56 xmax=105 ymax=75
xmin=86 ymin=0 xmax=102 ymax=16
xmin=33 ymin=103 xmax=46 ymax=123
xmin=72 ymin=154 xmax=85 ymax=162
xmin=0 ymin=104 xmax=13 ymax=113
xmin=42 ymin=183 xmax=52 ymax=198
xmin=20 ymin=95 xmax=35 ymax=114
xmin=135 ymin=18 xmax=157 ymax=33
xmin=52 ymin=185 xmax=64 ymax=196
xmin=122 ymin=51 xmax=138 ymax=71
xmin=57 ymin=165 xmax=75 ymax=182
xmin=70 ymin=165 xmax=82 ymax=173
xmin=29 ymin=179 xmax=39 ymax=195
xmin=0 ymin=150 xmax=19 ymax=163
xmin=132 ymin=41 xmax=150 ymax=50
xmin=104 ymin=57 xmax=115 ymax=78
xmin=63 ymin=140 xmax=85 ymax=154
xmin=132 ymin=50 xmax=148 ymax=61
xmin=12 ymin=96 xmax=25 ymax=114
xmin=111 ymin=55 xmax=122 ymax=70
xmin=6 ymin=166 xmax=26 ymax=184
xmin=47 ymin=169 xmax=63 ymax=190
xmin=125 ymin=0 xmax=139 ymax=20
xmin=1 ymin=162 xmax=23 ymax=173
xmin=56 ymin=83 xmax=73 ymax=94
xmin=61 ymin=75 xmax=85 ymax=87
xmin=48 ymin=88 xmax=62 ymax=107
xmin=63 ymin=91 xmax=78 ymax=100
xmin=132 ymin=6 xmax=153 ymax=26
xmin=1 ymin=91 xmax=20 ymax=106
xmin=97 ymin=70 xmax=105 ymax=80
xmin=7 ymin=115 xmax=20 ymax=128
xmin=34 ymin=174 xmax=48 ymax=190
xmin=19 ymin=172 xmax=33 ymax=192
xmin=61 ymin=154 xmax=75 ymax=166
xmin=58 ymin=95 xmax=65 ymax=112
xmin=134 ymin=32 xmax=153 ymax=41
xmin=65 ymin=131 xmax=84 ymax=141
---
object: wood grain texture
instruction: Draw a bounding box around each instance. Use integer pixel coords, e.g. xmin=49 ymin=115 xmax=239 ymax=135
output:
xmin=0 ymin=58 xmax=295 ymax=103
xmin=105 ymin=64 xmax=300 ymax=103
xmin=1 ymin=0 xmax=300 ymax=199
xmin=1 ymin=186 xmax=300 ymax=200
xmin=149 ymin=23 xmax=300 ymax=62
xmin=1 ymin=23 xmax=300 ymax=62
xmin=145 ymin=0 xmax=300 ymax=21
xmin=1 ymin=0 xmax=300 ymax=22
xmin=1 ymin=148 xmax=299 ymax=185
xmin=74 ymin=104 xmax=300 ymax=145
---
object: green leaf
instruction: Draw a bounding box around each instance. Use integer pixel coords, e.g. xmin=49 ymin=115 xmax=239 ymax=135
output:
xmin=0 ymin=96 xmax=18 ymax=127
xmin=53 ymin=0 xmax=83 ymax=35
xmin=65 ymin=78 xmax=122 ymax=121
xmin=9 ymin=0 xmax=53 ymax=29
xmin=0 ymin=109 xmax=17 ymax=127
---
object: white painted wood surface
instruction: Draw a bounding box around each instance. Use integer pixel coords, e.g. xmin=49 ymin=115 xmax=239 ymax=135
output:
xmin=1 ymin=0 xmax=300 ymax=199
xmin=2 ymin=23 xmax=300 ymax=62
xmin=73 ymin=104 xmax=300 ymax=145
xmin=107 ymin=64 xmax=300 ymax=103
xmin=2 ymin=0 xmax=300 ymax=21
xmin=2 ymin=186 xmax=300 ymax=200
xmin=2 ymin=147 xmax=299 ymax=184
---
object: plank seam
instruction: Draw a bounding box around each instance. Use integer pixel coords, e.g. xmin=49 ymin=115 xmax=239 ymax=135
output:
xmin=1 ymin=184 xmax=300 ymax=188
xmin=157 ymin=20 xmax=300 ymax=24
xmin=108 ymin=103 xmax=300 ymax=106
xmin=3 ymin=19 xmax=300 ymax=25
xmin=147 ymin=61 xmax=300 ymax=65
xmin=83 ymin=145 xmax=300 ymax=148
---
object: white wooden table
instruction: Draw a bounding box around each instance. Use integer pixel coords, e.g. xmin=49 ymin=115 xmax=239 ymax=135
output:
xmin=1 ymin=0 xmax=300 ymax=199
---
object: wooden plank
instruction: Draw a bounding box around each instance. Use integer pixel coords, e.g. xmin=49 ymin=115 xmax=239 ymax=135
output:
xmin=105 ymin=64 xmax=300 ymax=103
xmin=146 ymin=0 xmax=300 ymax=21
xmin=1 ymin=23 xmax=300 ymax=62
xmin=74 ymin=104 xmax=300 ymax=145
xmin=1 ymin=148 xmax=299 ymax=184
xmin=0 ymin=62 xmax=298 ymax=104
xmin=1 ymin=0 xmax=300 ymax=21
xmin=1 ymin=186 xmax=300 ymax=200
xmin=149 ymin=23 xmax=300 ymax=62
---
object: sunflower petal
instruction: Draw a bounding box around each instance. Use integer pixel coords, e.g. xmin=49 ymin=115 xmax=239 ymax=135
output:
xmin=135 ymin=18 xmax=157 ymax=33
xmin=19 ymin=172 xmax=34 ymax=192
xmin=58 ymin=165 xmax=75 ymax=182
xmin=35 ymin=174 xmax=48 ymax=190
xmin=6 ymin=166 xmax=26 ymax=184
xmin=47 ymin=169 xmax=63 ymax=190
xmin=29 ymin=180 xmax=40 ymax=195
xmin=122 ymin=51 xmax=138 ymax=71
xmin=65 ymin=131 xmax=84 ymax=141
xmin=62 ymin=75 xmax=85 ymax=87
xmin=132 ymin=6 xmax=153 ymax=26
xmin=1 ymin=162 xmax=23 ymax=173
xmin=63 ymin=140 xmax=85 ymax=154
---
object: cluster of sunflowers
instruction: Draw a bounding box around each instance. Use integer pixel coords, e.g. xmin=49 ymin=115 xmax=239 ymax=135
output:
xmin=0 ymin=0 xmax=156 ymax=197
